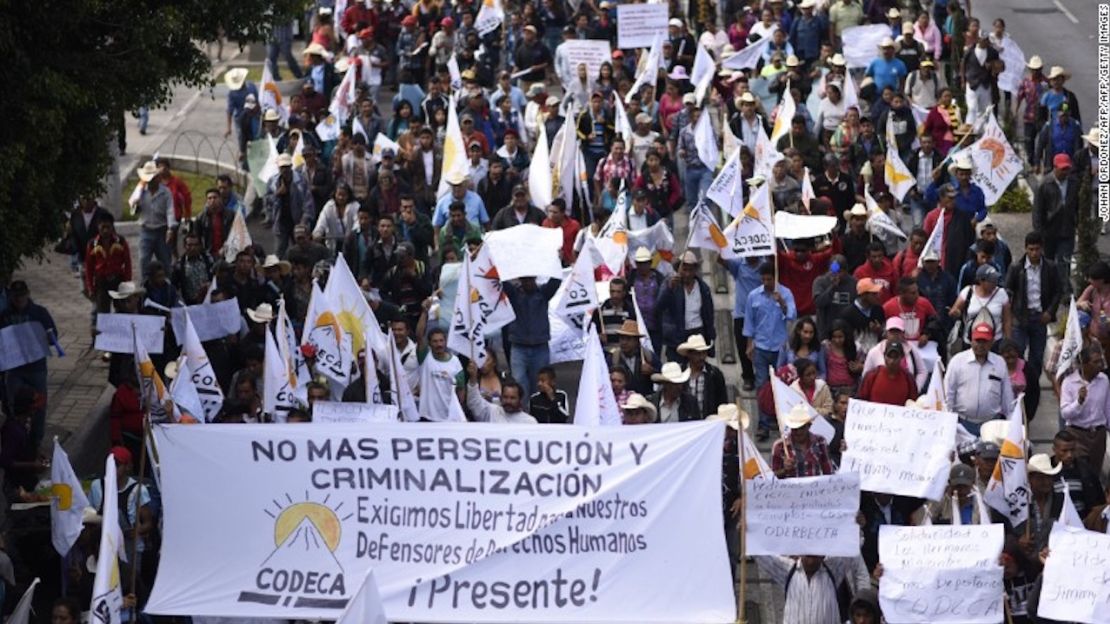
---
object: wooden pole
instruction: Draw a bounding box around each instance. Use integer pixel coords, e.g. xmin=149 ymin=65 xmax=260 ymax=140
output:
xmin=736 ymin=399 xmax=749 ymax=624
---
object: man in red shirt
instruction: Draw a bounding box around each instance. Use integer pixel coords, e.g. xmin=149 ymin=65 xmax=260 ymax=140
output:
xmin=777 ymin=239 xmax=833 ymax=316
xmin=542 ymin=198 xmax=581 ymax=267
xmin=882 ymin=276 xmax=938 ymax=345
xmin=853 ymin=241 xmax=898 ymax=304
xmin=157 ymin=158 xmax=193 ymax=222
xmin=892 ymin=228 xmax=927 ymax=281
xmin=858 ymin=341 xmax=919 ymax=406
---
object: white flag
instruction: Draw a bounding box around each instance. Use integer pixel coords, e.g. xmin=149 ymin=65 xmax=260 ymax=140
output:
xmin=983 ymin=396 xmax=1030 ymax=526
xmin=968 ymin=112 xmax=1023 ymax=205
xmin=687 ymin=201 xmax=734 ymax=259
xmin=223 ymin=211 xmax=253 ymax=263
xmin=753 ymin=123 xmax=783 ymax=180
xmin=133 ymin=325 xmax=169 ymax=423
xmin=371 ymin=132 xmax=401 ymax=164
xmin=168 ymin=357 xmax=205 ymax=423
xmin=770 ymin=366 xmax=837 ymax=442
xmin=626 ymin=34 xmax=663 ymax=104
xmin=884 ymin=114 xmax=916 ymax=201
xmin=1057 ymin=297 xmax=1082 ymax=381
xmin=529 ymin=121 xmax=554 ymax=208
xmin=263 ymin=325 xmax=298 ymax=422
xmin=628 ymin=286 xmax=655 ymax=359
xmin=446 ymin=53 xmax=463 ymax=92
xmin=741 ymin=430 xmax=772 ymax=480
xmin=257 ymin=133 xmax=280 ymax=186
xmin=474 ymin=0 xmax=505 ymax=36
xmin=448 ymin=244 xmax=516 ymax=366
xmin=555 ymin=239 xmax=600 ymax=331
xmin=722 ymin=37 xmax=771 ymax=70
xmin=613 ymin=95 xmax=633 ymax=148
xmin=864 ymin=185 xmax=908 ymax=249
xmin=364 ymin=342 xmax=383 ymax=404
xmin=549 ymin=114 xmax=580 ymax=207
xmin=7 ymin=577 xmax=39 ymax=624
xmin=279 ymin=297 xmax=310 ymax=402
xmin=921 ymin=359 xmax=947 ymax=412
xmin=89 ymin=455 xmax=124 ymax=624
xmin=706 ymin=148 xmax=743 ymax=216
xmin=691 ymin=43 xmax=715 ymax=104
xmin=1059 ymin=483 xmax=1085 ymax=528
xmin=918 ymin=214 xmax=945 ymax=268
xmin=721 ymin=182 xmax=775 ymax=259
xmin=386 ymin=337 xmax=420 ymax=422
xmin=800 ymin=167 xmax=816 ymax=212
xmin=323 ymin=254 xmax=389 ymax=361
xmin=694 ymin=107 xmax=719 ymax=170
xmin=770 ymin=86 xmax=796 ymax=146
xmin=335 ymin=569 xmax=388 ymax=624
xmin=260 ymin=62 xmax=289 ymax=125
xmin=574 ymin=325 xmax=623 ymax=426
xmin=181 ymin=311 xmax=224 ymax=421
xmin=51 ymin=440 xmax=90 ymax=557
xmin=438 ymin=94 xmax=470 ymax=198
xmin=842 ymin=67 xmax=859 ymax=111
xmin=304 ymin=280 xmax=352 ymax=389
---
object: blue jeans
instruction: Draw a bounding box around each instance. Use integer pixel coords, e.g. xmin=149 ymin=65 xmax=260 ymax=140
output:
xmin=754 ymin=348 xmax=778 ymax=431
xmin=138 ymin=227 xmax=171 ymax=281
xmin=908 ymin=195 xmax=928 ymax=228
xmin=510 ymin=343 xmax=550 ymax=400
xmin=684 ymin=164 xmax=712 ymax=208
xmin=138 ymin=107 xmax=149 ymax=134
xmin=267 ymin=25 xmax=303 ymax=80
xmin=1012 ymin=317 xmax=1047 ymax=420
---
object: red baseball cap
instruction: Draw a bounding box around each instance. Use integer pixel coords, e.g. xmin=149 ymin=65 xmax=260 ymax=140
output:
xmin=1053 ymin=153 xmax=1073 ymax=170
xmin=110 ymin=446 xmax=133 ymax=465
xmin=971 ymin=322 xmax=995 ymax=341
xmin=401 ymin=15 xmax=417 ymax=27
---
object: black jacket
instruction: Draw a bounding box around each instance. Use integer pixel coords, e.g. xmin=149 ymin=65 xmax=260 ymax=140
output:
xmin=192 ymin=207 xmax=236 ymax=256
xmin=1032 ymin=173 xmax=1080 ymax=241
xmin=648 ymin=390 xmax=703 ymax=423
xmin=691 ymin=362 xmax=728 ymax=417
xmin=961 ymin=45 xmax=999 ymax=90
xmin=68 ymin=206 xmax=111 ymax=261
xmin=490 ymin=204 xmax=545 ymax=230
xmin=656 ymin=278 xmax=716 ymax=348
xmin=1004 ymin=255 xmax=1063 ymax=323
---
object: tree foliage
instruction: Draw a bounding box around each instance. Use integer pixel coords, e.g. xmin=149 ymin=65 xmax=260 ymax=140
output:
xmin=0 ymin=0 xmax=302 ymax=279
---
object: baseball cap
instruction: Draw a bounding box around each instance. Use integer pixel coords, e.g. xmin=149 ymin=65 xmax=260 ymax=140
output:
xmin=949 ymin=463 xmax=975 ymax=487
xmin=976 ymin=264 xmax=1000 ymax=284
xmin=971 ymin=322 xmax=995 ymax=341
xmin=111 ymin=446 xmax=134 ymax=465
xmin=885 ymin=341 xmax=905 ymax=357
xmin=1054 ymin=153 xmax=1073 ymax=170
xmin=978 ymin=442 xmax=1000 ymax=460
xmin=885 ymin=316 xmax=906 ymax=332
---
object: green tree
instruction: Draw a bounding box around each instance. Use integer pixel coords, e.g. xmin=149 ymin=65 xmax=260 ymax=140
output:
xmin=0 ymin=0 xmax=302 ymax=279
xmin=1076 ymin=162 xmax=1098 ymax=291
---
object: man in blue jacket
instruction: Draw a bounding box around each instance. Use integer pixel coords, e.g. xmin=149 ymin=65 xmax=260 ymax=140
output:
xmin=656 ymin=251 xmax=717 ymax=363
xmin=503 ymin=275 xmax=562 ymax=400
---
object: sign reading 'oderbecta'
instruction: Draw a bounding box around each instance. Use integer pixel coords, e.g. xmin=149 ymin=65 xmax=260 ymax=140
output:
xmin=145 ymin=422 xmax=735 ymax=622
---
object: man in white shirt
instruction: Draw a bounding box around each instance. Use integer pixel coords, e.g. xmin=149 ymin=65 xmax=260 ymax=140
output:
xmin=418 ymin=329 xmax=465 ymax=421
xmin=945 ymin=322 xmax=1014 ymax=436
xmin=465 ymin=362 xmax=537 ymax=423
xmin=755 ymin=554 xmax=871 ymax=624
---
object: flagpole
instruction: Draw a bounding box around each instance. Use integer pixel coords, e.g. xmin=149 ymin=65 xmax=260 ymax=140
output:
xmin=388 ymin=339 xmax=403 ymax=417
xmin=736 ymin=400 xmax=749 ymax=624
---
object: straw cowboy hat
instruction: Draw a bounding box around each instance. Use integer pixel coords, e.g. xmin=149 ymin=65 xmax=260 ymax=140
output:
xmin=651 ymin=361 xmax=690 ymax=384
xmin=1047 ymin=66 xmax=1069 ymax=80
xmin=978 ymin=420 xmax=1008 ymax=448
xmin=303 ymin=42 xmax=330 ymax=58
xmin=1026 ymin=55 xmax=1043 ymax=70
xmin=829 ymin=53 xmax=846 ymax=66
xmin=263 ymin=108 xmax=282 ymax=123
xmin=707 ymin=403 xmax=752 ymax=430
xmin=843 ymin=203 xmax=867 ymax=221
xmin=137 ymin=160 xmax=160 ymax=182
xmin=783 ymin=403 xmax=814 ymax=429
xmin=224 ymin=67 xmax=249 ymax=90
xmin=615 ymin=319 xmax=644 ymax=337
xmin=677 ymin=334 xmax=712 ymax=355
xmin=619 ymin=393 xmax=657 ymax=418
xmin=247 ymin=303 xmax=276 ymax=323
xmin=1028 ymin=453 xmax=1063 ymax=476
xmin=262 ymin=254 xmax=292 ymax=275
xmin=108 ymin=281 xmax=145 ymax=300
xmin=633 ymin=246 xmax=652 ymax=262
xmin=276 ymin=153 xmax=293 ymax=167
xmin=1083 ymin=127 xmax=1102 ymax=146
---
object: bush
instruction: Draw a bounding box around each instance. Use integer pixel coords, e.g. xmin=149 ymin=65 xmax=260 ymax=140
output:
xmin=992 ymin=179 xmax=1032 ymax=213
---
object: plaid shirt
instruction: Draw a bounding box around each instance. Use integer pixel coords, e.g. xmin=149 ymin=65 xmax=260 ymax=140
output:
xmin=594 ymin=154 xmax=635 ymax=190
xmin=1017 ymin=77 xmax=1047 ymax=123
xmin=770 ymin=433 xmax=835 ymax=478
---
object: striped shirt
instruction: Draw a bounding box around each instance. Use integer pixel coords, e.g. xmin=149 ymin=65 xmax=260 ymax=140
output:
xmin=756 ymin=556 xmax=871 ymax=624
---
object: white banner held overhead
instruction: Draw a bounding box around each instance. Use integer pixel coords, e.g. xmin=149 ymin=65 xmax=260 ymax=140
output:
xmin=746 ymin=473 xmax=860 ymax=557
xmin=312 ymin=401 xmax=400 ymax=423
xmin=0 ymin=322 xmax=50 ymax=371
xmin=841 ymin=24 xmax=891 ymax=68
xmin=840 ymin=399 xmax=958 ymax=501
xmin=616 ymin=4 xmax=669 ymax=48
xmin=562 ymin=40 xmax=613 ymax=84
xmin=484 ymin=224 xmax=565 ymax=281
xmin=879 ymin=524 xmax=1005 ymax=624
xmin=170 ymin=298 xmax=242 ymax=344
xmin=1038 ymin=527 xmax=1110 ymax=624
xmin=145 ymin=422 xmax=736 ymax=622
xmin=95 ymin=313 xmax=166 ymax=354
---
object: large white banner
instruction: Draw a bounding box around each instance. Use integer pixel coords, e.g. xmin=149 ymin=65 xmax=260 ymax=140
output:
xmin=1038 ymin=527 xmax=1110 ymax=624
xmin=842 ymin=24 xmax=890 ymax=69
xmin=840 ymin=399 xmax=957 ymax=501
xmin=95 ymin=313 xmax=166 ymax=354
xmin=170 ymin=298 xmax=242 ymax=344
xmin=146 ymin=422 xmax=735 ymax=622
xmin=313 ymin=401 xmax=400 ymax=423
xmin=483 ymin=225 xmax=564 ymax=281
xmin=745 ymin=473 xmax=860 ymax=557
xmin=0 ymin=322 xmax=49 ymax=371
xmin=616 ymin=4 xmax=669 ymax=49
xmin=879 ymin=525 xmax=1005 ymax=624
xmin=561 ymin=40 xmax=613 ymax=86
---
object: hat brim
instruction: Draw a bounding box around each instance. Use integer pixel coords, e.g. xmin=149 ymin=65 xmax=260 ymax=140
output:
xmin=650 ymin=371 xmax=691 ymax=384
xmin=615 ymin=329 xmax=645 ymax=337
xmin=264 ymin=261 xmax=292 ymax=274
xmin=108 ymin=288 xmax=145 ymax=300
xmin=247 ymin=311 xmax=275 ymax=323
xmin=676 ymin=341 xmax=712 ymax=355
xmin=784 ymin=415 xmax=814 ymax=429
xmin=224 ymin=69 xmax=249 ymax=90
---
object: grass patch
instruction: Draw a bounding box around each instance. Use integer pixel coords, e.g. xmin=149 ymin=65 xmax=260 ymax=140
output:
xmin=120 ymin=170 xmax=221 ymax=220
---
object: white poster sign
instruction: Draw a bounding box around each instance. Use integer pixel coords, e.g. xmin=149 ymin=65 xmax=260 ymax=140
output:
xmin=170 ymin=299 xmax=243 ymax=344
xmin=840 ymin=399 xmax=957 ymax=501
xmin=483 ymin=225 xmax=565 ymax=281
xmin=746 ymin=473 xmax=860 ymax=557
xmin=773 ymin=212 xmax=838 ymax=240
xmin=0 ymin=322 xmax=49 ymax=371
xmin=879 ymin=525 xmax=1005 ymax=624
xmin=146 ymin=422 xmax=736 ymax=622
xmin=95 ymin=313 xmax=166 ymax=354
xmin=1038 ymin=526 xmax=1110 ymax=624
xmin=562 ymin=40 xmax=613 ymax=85
xmin=842 ymin=24 xmax=891 ymax=69
xmin=312 ymin=401 xmax=400 ymax=423
xmin=617 ymin=4 xmax=669 ymax=49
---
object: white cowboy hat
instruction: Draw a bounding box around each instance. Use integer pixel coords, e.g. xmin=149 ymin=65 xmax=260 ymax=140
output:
xmin=847 ymin=203 xmax=868 ymax=217
xmin=1026 ymin=55 xmax=1043 ymax=70
xmin=879 ymin=36 xmax=896 ymax=49
xmin=303 ymin=42 xmax=330 ymax=58
xmin=276 ymin=153 xmax=293 ymax=167
xmin=829 ymin=53 xmax=846 ymax=66
xmin=137 ymin=160 xmax=160 ymax=182
xmin=633 ymin=246 xmax=652 ymax=262
xmin=1047 ymin=65 xmax=1068 ymax=80
xmin=446 ymin=170 xmax=469 ymax=185
xmin=1028 ymin=453 xmax=1062 ymax=476
xmin=954 ymin=154 xmax=974 ymax=170
xmin=224 ymin=67 xmax=249 ymax=90
xmin=783 ymin=403 xmax=814 ymax=429
xmin=707 ymin=403 xmax=752 ymax=431
xmin=668 ymin=18 xmax=684 ymax=28
xmin=619 ymin=392 xmax=657 ymax=418
xmin=886 ymin=7 xmax=901 ymax=19
xmin=335 ymin=56 xmax=351 ymax=73
xmin=263 ymin=108 xmax=282 ymax=122
xmin=679 ymin=250 xmax=699 ymax=265
xmin=677 ymin=334 xmax=712 ymax=355
xmin=978 ymin=420 xmax=1008 ymax=447
xmin=798 ymin=0 xmax=816 ymax=8
xmin=651 ymin=361 xmax=690 ymax=384
xmin=262 ymin=254 xmax=292 ymax=274
xmin=108 ymin=281 xmax=146 ymax=300
xmin=247 ymin=303 xmax=276 ymax=323
xmin=785 ymin=54 xmax=800 ymax=67
xmin=1083 ymin=127 xmax=1102 ymax=146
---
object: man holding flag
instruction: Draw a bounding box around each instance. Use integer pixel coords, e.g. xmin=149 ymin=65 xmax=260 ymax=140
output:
xmin=1059 ymin=344 xmax=1110 ymax=475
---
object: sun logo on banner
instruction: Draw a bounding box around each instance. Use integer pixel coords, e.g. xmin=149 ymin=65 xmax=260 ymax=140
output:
xmin=977 ymin=138 xmax=1015 ymax=177
xmin=238 ymin=494 xmax=353 ymax=609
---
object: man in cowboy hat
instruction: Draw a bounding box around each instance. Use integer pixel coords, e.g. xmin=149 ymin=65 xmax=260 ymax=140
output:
xmin=619 ymin=393 xmax=658 ymax=425
xmin=265 ymin=153 xmax=316 ymax=258
xmin=1032 ymin=153 xmax=1080 ymax=288
xmin=432 ymin=171 xmax=490 ymax=229
xmin=657 ymin=251 xmax=717 ymax=362
xmin=678 ymin=334 xmax=727 ymax=417
xmin=1038 ymin=65 xmax=1081 ymax=128
xmin=223 ymin=67 xmax=259 ymax=146
xmin=1019 ymin=454 xmax=1064 ymax=552
xmin=865 ymin=37 xmax=907 ymax=95
xmin=649 ymin=362 xmax=701 ymax=423
xmin=609 ymin=320 xmax=658 ymax=396
xmin=129 ymin=160 xmax=177 ymax=282
xmin=1016 ymin=56 xmax=1047 ymax=166
xmin=771 ymin=404 xmax=835 ymax=478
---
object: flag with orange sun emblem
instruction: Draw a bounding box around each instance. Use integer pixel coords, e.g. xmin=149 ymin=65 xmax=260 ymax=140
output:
xmin=967 ymin=112 xmax=1022 ymax=205
xmin=983 ymin=395 xmax=1030 ymax=526
xmin=720 ymin=181 xmax=774 ymax=258
xmin=447 ymin=244 xmax=515 ymax=367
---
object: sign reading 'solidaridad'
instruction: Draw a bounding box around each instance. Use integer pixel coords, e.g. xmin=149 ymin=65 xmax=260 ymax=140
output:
xmin=145 ymin=421 xmax=735 ymax=622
